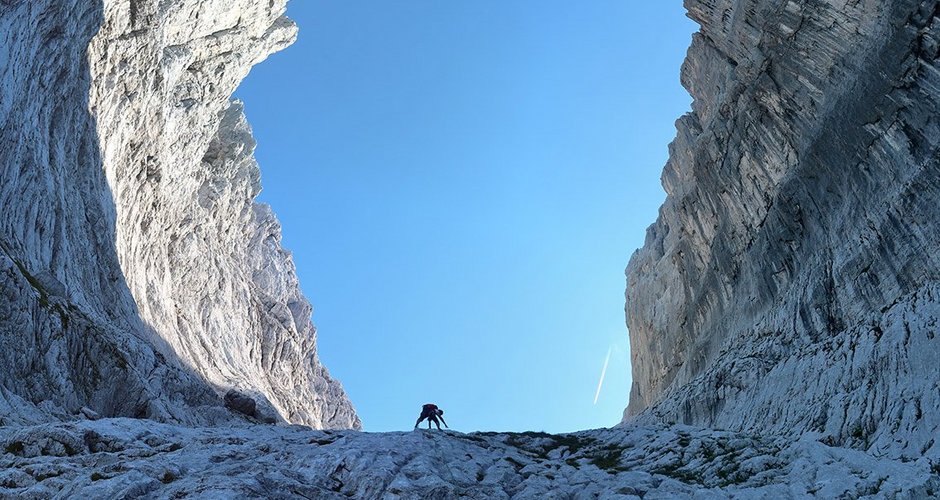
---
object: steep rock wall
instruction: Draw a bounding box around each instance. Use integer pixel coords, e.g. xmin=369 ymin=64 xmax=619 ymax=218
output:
xmin=625 ymin=0 xmax=940 ymax=459
xmin=0 ymin=0 xmax=359 ymax=429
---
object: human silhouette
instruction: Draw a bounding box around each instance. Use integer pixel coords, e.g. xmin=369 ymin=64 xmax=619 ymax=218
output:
xmin=414 ymin=403 xmax=448 ymax=430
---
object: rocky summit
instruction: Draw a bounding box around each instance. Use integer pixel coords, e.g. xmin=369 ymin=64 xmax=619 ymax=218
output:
xmin=2 ymin=0 xmax=940 ymax=498
xmin=1 ymin=419 xmax=939 ymax=499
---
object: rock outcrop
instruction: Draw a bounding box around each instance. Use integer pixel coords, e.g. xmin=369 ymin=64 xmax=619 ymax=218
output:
xmin=2 ymin=419 xmax=939 ymax=498
xmin=0 ymin=0 xmax=358 ymax=428
xmin=625 ymin=0 xmax=940 ymax=459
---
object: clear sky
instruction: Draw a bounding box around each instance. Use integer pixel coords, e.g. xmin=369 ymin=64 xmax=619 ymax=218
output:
xmin=234 ymin=1 xmax=697 ymax=433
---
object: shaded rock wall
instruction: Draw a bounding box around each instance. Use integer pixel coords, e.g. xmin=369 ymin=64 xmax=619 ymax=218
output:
xmin=625 ymin=0 xmax=940 ymax=459
xmin=0 ymin=0 xmax=358 ymax=429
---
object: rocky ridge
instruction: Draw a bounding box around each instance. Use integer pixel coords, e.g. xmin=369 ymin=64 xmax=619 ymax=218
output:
xmin=1 ymin=418 xmax=938 ymax=499
xmin=624 ymin=0 xmax=940 ymax=460
xmin=0 ymin=0 xmax=358 ymax=428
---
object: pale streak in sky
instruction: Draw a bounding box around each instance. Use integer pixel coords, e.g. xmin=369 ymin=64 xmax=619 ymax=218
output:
xmin=593 ymin=346 xmax=612 ymax=405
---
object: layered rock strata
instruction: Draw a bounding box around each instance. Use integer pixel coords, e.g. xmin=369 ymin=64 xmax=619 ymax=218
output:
xmin=626 ymin=0 xmax=940 ymax=459
xmin=0 ymin=0 xmax=358 ymax=428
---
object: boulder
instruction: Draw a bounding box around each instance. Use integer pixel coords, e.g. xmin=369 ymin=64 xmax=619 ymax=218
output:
xmin=223 ymin=390 xmax=258 ymax=419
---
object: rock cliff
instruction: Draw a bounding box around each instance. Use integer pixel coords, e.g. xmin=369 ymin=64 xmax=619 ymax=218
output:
xmin=0 ymin=0 xmax=358 ymax=429
xmin=625 ymin=0 xmax=940 ymax=459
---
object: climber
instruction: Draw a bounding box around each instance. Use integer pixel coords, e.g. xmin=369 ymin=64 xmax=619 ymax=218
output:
xmin=432 ymin=408 xmax=448 ymax=429
xmin=414 ymin=403 xmax=448 ymax=430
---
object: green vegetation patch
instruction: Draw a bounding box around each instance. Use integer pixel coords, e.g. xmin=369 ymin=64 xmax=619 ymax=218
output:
xmin=455 ymin=434 xmax=489 ymax=445
xmin=10 ymin=258 xmax=74 ymax=329
xmin=503 ymin=457 xmax=525 ymax=472
xmin=4 ymin=441 xmax=24 ymax=455
xmin=63 ymin=441 xmax=81 ymax=457
xmin=651 ymin=462 xmax=706 ymax=485
xmin=494 ymin=431 xmax=598 ymax=463
xmin=589 ymin=445 xmax=624 ymax=472
xmin=12 ymin=259 xmax=49 ymax=307
xmin=546 ymin=434 xmax=596 ymax=456
xmin=33 ymin=471 xmax=63 ymax=482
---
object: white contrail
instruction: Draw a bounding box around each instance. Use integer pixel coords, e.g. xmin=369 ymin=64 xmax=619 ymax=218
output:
xmin=593 ymin=346 xmax=612 ymax=405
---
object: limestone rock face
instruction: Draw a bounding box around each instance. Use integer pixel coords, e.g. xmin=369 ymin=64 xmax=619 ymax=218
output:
xmin=0 ymin=0 xmax=359 ymax=429
xmin=3 ymin=419 xmax=940 ymax=498
xmin=625 ymin=0 xmax=940 ymax=459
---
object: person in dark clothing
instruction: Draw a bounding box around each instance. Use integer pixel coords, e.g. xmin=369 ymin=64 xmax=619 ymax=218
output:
xmin=430 ymin=409 xmax=447 ymax=429
xmin=414 ymin=403 xmax=448 ymax=430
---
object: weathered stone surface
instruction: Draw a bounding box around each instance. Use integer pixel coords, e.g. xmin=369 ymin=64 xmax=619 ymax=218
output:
xmin=625 ymin=0 xmax=940 ymax=459
xmin=0 ymin=0 xmax=358 ymax=429
xmin=1 ymin=419 xmax=938 ymax=499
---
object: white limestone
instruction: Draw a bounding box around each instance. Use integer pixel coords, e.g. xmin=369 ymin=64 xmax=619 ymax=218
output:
xmin=0 ymin=0 xmax=358 ymax=428
xmin=5 ymin=0 xmax=940 ymax=495
xmin=625 ymin=0 xmax=940 ymax=460
xmin=1 ymin=418 xmax=938 ymax=498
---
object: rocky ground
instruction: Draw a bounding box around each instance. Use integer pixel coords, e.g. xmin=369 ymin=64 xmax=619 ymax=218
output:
xmin=0 ymin=419 xmax=937 ymax=499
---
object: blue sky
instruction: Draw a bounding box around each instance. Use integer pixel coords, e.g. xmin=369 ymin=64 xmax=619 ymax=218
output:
xmin=235 ymin=2 xmax=696 ymax=433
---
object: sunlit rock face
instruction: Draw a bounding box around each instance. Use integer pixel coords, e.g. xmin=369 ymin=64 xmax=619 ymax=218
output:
xmin=625 ymin=0 xmax=940 ymax=459
xmin=0 ymin=0 xmax=359 ymax=429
